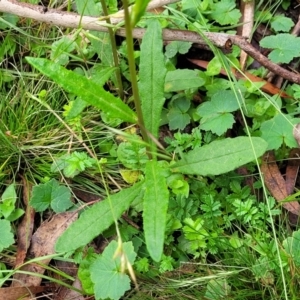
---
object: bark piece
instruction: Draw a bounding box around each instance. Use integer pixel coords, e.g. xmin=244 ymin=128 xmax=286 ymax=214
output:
xmin=14 ymin=176 xmax=35 ymax=268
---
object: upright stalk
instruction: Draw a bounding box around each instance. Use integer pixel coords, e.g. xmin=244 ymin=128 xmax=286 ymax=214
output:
xmin=122 ymin=0 xmax=149 ymax=145
xmin=100 ymin=0 xmax=124 ymax=99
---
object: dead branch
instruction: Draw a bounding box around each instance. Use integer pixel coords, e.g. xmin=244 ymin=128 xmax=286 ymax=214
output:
xmin=1 ymin=0 xmax=300 ymax=84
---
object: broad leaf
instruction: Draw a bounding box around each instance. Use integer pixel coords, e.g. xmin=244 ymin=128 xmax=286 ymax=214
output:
xmin=260 ymin=34 xmax=300 ymax=64
xmin=25 ymin=57 xmax=137 ymax=123
xmin=55 ymin=181 xmax=144 ymax=252
xmin=139 ymin=19 xmax=166 ymax=138
xmin=165 ymin=69 xmax=205 ymax=92
xmin=171 ymin=137 xmax=267 ymax=176
xmin=260 ymin=114 xmax=300 ymax=150
xmin=91 ymin=240 xmax=136 ymax=300
xmin=143 ymin=161 xmax=169 ymax=262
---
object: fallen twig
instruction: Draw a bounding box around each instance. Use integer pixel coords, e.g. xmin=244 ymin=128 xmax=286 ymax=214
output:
xmin=1 ymin=0 xmax=300 ymax=84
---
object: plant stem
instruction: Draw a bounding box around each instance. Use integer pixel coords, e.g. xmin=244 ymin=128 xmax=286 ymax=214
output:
xmin=122 ymin=0 xmax=149 ymax=144
xmin=100 ymin=0 xmax=124 ymax=99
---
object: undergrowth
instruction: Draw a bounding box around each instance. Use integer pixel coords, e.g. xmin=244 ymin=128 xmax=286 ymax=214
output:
xmin=1 ymin=0 xmax=300 ymax=299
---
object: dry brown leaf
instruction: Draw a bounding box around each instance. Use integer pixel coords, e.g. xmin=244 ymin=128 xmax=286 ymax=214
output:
xmin=14 ymin=176 xmax=35 ymax=268
xmin=261 ymin=151 xmax=300 ymax=215
xmin=286 ymin=149 xmax=300 ymax=195
xmin=11 ymin=212 xmax=78 ymax=299
xmin=0 ymin=286 xmax=51 ymax=300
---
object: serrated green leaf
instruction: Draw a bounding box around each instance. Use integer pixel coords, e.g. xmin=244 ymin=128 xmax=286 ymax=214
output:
xmin=200 ymin=113 xmax=235 ymax=136
xmin=0 ymin=219 xmax=14 ymax=251
xmin=51 ymin=184 xmax=73 ymax=213
xmin=91 ymin=240 xmax=136 ymax=300
xmin=55 ymin=181 xmax=144 ymax=252
xmin=260 ymin=34 xmax=300 ymax=64
xmin=25 ymin=57 xmax=137 ymax=123
xmin=143 ymin=161 xmax=169 ymax=262
xmin=65 ymin=67 xmax=117 ymax=119
xmin=30 ymin=179 xmax=72 ymax=213
xmin=165 ymin=69 xmax=205 ymax=92
xmin=139 ymin=20 xmax=166 ymax=138
xmin=260 ymin=114 xmax=300 ymax=150
xmin=168 ymin=108 xmax=191 ymax=130
xmin=271 ymin=15 xmax=294 ymax=32
xmin=117 ymin=138 xmax=148 ymax=170
xmin=171 ymin=137 xmax=268 ymax=176
xmin=0 ymin=184 xmax=17 ymax=219
xmin=210 ymin=0 xmax=241 ymax=25
xmin=197 ymin=90 xmax=240 ymax=136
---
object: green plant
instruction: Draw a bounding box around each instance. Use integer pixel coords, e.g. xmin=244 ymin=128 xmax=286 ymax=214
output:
xmin=2 ymin=0 xmax=300 ymax=299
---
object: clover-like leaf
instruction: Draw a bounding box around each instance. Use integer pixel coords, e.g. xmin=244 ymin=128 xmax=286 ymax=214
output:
xmin=165 ymin=41 xmax=192 ymax=58
xmin=260 ymin=114 xmax=300 ymax=150
xmin=30 ymin=179 xmax=72 ymax=213
xmin=210 ymin=0 xmax=241 ymax=25
xmin=90 ymin=240 xmax=137 ymax=300
xmin=197 ymin=90 xmax=240 ymax=136
xmin=271 ymin=15 xmax=294 ymax=33
xmin=260 ymin=34 xmax=300 ymax=64
xmin=168 ymin=97 xmax=191 ymax=130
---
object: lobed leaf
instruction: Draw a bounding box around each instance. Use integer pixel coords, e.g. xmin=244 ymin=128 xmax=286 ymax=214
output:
xmin=30 ymin=179 xmax=72 ymax=213
xmin=91 ymin=240 xmax=136 ymax=300
xmin=260 ymin=114 xmax=300 ymax=150
xmin=260 ymin=34 xmax=300 ymax=64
